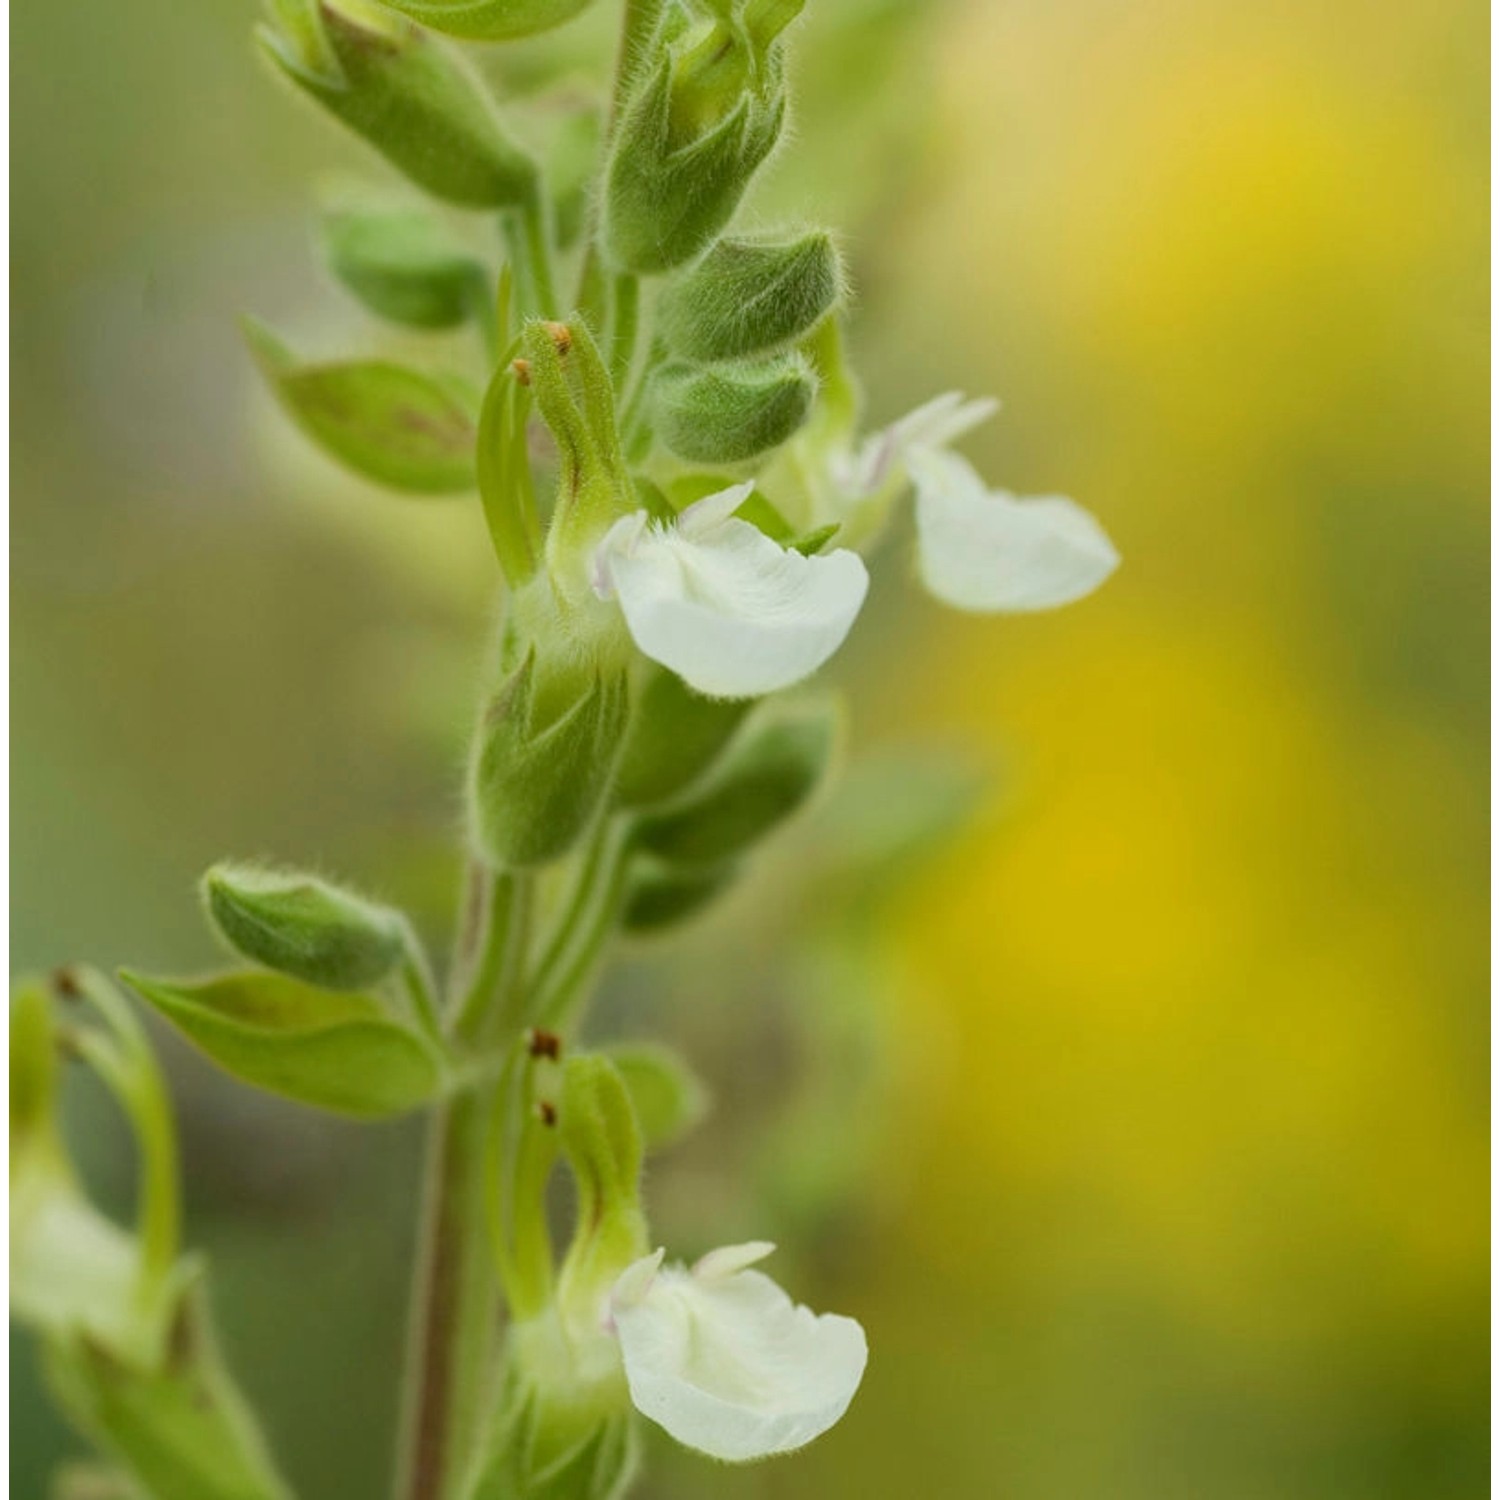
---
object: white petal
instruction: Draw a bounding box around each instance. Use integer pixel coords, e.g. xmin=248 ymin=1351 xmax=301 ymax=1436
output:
xmin=595 ymin=508 xmax=869 ymax=699
xmin=838 ymin=391 xmax=999 ymax=502
xmin=611 ymin=1248 xmax=868 ymax=1463
xmin=693 ymin=1241 xmax=776 ymax=1281
xmin=911 ymin=448 xmax=1118 ymax=612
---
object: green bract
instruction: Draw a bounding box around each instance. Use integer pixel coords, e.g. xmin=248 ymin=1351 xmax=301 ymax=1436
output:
xmin=323 ymin=207 xmax=486 ymax=328
xmin=467 ymin=1382 xmax=638 ymax=1500
xmin=650 ymin=355 xmax=817 ymax=464
xmin=258 ymin=0 xmax=536 ymax=208
xmin=202 ymin=863 xmax=414 ymax=991
xmin=658 ymin=232 xmax=843 ymax=362
xmin=621 ymin=857 xmax=739 ymax=934
xmin=244 ymin=319 xmax=478 ymax=492
xmin=632 ymin=698 xmax=839 ymax=867
xmin=468 ymin=645 xmax=629 ymax=869
xmin=372 ymin=0 xmax=595 ymax=40
xmin=120 ymin=970 xmax=444 ymax=1118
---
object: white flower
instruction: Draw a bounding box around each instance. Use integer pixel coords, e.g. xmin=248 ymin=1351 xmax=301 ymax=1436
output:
xmin=592 ymin=483 xmax=869 ymax=699
xmin=608 ymin=1241 xmax=868 ymax=1463
xmin=828 ymin=390 xmax=1000 ymax=508
xmin=909 ymin=447 xmax=1119 ymax=612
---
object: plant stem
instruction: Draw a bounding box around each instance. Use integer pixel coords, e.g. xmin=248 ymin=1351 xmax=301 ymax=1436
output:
xmin=395 ymin=865 xmax=533 ymax=1500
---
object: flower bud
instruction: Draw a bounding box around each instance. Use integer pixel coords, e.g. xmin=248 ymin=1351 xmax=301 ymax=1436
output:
xmin=374 ymin=0 xmax=595 ymax=41
xmin=600 ymin=1 xmax=802 ymax=273
xmin=257 ymin=1 xmax=537 ymax=208
xmin=322 ymin=207 xmax=485 ymax=329
xmin=622 ymin=857 xmax=739 ymax=935
xmin=650 ymin=354 xmax=816 ymax=464
xmin=631 ymin=697 xmax=839 ymax=868
xmin=658 ymin=231 xmax=843 ymax=362
xmin=467 ymin=643 xmax=629 ymax=869
xmin=201 ymin=863 xmax=412 ymax=992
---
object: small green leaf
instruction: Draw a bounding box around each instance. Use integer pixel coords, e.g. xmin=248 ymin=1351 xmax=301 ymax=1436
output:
xmin=607 ymin=1043 xmax=710 ymax=1149
xmin=650 ymin=355 xmax=816 ymax=464
xmin=323 ymin=208 xmax=485 ymax=329
xmin=790 ymin=521 xmax=841 ymax=556
xmin=373 ymin=0 xmax=595 ymax=42
xmin=658 ymin=232 xmax=843 ymax=362
xmin=631 ymin=699 xmax=839 ymax=868
xmin=119 ymin=970 xmax=443 ymax=1118
xmin=614 ymin=666 xmax=752 ymax=809
xmin=202 ymin=863 xmax=412 ymax=992
xmin=245 ymin=318 xmax=477 ymax=493
xmin=257 ymin=3 xmax=537 ymax=208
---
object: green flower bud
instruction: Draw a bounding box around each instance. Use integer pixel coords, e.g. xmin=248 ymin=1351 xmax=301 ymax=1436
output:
xmin=631 ymin=697 xmax=839 ymax=867
xmin=621 ymin=856 xmax=739 ymax=935
xmin=600 ymin=1 xmax=801 ymax=273
xmin=119 ymin=970 xmax=444 ymax=1119
xmin=650 ymin=354 xmax=816 ymax=464
xmin=467 ymin=643 xmax=629 ymax=869
xmin=614 ymin=665 xmax=752 ymax=809
xmin=257 ymin=1 xmax=537 ymax=208
xmin=658 ymin=231 xmax=843 ymax=362
xmin=322 ymin=207 xmax=486 ymax=329
xmin=244 ymin=318 xmax=479 ymax=493
xmin=606 ymin=1043 xmax=710 ymax=1149
xmin=201 ymin=863 xmax=413 ymax=992
xmin=373 ymin=0 xmax=595 ymax=41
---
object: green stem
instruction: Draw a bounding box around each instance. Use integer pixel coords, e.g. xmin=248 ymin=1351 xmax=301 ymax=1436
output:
xmin=502 ymin=196 xmax=559 ymax=321
xmin=395 ymin=862 xmax=534 ymax=1500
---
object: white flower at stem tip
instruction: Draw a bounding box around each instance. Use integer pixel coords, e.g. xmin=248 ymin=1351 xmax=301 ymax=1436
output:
xmin=592 ymin=483 xmax=869 ymax=699
xmin=608 ymin=1241 xmax=868 ymax=1463
xmin=909 ymin=446 xmax=1119 ymax=612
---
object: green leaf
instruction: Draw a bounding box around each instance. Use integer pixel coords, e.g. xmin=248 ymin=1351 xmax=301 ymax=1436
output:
xmin=202 ymin=863 xmax=412 ymax=992
xmin=373 ymin=0 xmax=595 ymax=42
xmin=658 ymin=232 xmax=843 ymax=362
xmin=257 ymin=3 xmax=537 ymax=208
xmin=614 ymin=666 xmax=752 ymax=809
xmin=631 ymin=699 xmax=839 ymax=868
xmin=244 ymin=318 xmax=477 ymax=493
xmin=323 ymin=207 xmax=485 ymax=329
xmin=43 ymin=1277 xmax=293 ymax=1500
xmin=119 ymin=970 xmax=443 ymax=1118
xmin=621 ymin=857 xmax=740 ymax=935
xmin=650 ymin=355 xmax=817 ymax=464
xmin=606 ymin=1043 xmax=710 ymax=1149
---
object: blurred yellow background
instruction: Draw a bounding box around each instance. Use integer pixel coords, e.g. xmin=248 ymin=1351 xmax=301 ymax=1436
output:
xmin=12 ymin=1 xmax=1487 ymax=1497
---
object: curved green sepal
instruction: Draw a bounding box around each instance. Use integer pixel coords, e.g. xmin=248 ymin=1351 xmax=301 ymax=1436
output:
xmin=323 ymin=207 xmax=486 ymax=329
xmin=631 ymin=698 xmax=839 ymax=868
xmin=257 ymin=1 xmax=537 ymax=208
xmin=244 ymin=319 xmax=478 ymax=493
xmin=650 ymin=355 xmax=816 ymax=464
xmin=658 ymin=231 xmax=842 ymax=362
xmin=119 ymin=970 xmax=443 ymax=1118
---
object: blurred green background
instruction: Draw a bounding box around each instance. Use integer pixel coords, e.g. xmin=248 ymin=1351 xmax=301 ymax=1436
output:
xmin=12 ymin=0 xmax=1488 ymax=1496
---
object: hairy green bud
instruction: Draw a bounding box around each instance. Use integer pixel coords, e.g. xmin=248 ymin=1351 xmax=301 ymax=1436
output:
xmin=614 ymin=665 xmax=752 ymax=809
xmin=258 ymin=1 xmax=537 ymax=208
xmin=322 ymin=207 xmax=486 ymax=329
xmin=650 ymin=354 xmax=816 ymax=464
xmin=658 ymin=231 xmax=842 ymax=362
xmin=600 ymin=1 xmax=802 ymax=273
xmin=468 ymin=645 xmax=629 ymax=869
xmin=201 ymin=863 xmax=412 ymax=992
